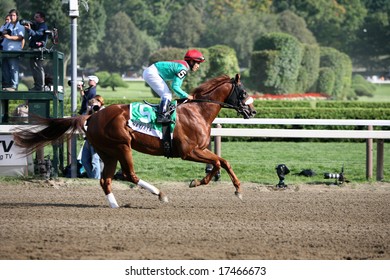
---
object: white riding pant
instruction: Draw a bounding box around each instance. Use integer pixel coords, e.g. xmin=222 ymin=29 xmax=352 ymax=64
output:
xmin=143 ymin=64 xmax=172 ymax=101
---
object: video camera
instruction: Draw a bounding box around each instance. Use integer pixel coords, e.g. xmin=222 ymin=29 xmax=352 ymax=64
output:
xmin=19 ymin=19 xmax=35 ymax=27
xmin=67 ymin=80 xmax=85 ymax=87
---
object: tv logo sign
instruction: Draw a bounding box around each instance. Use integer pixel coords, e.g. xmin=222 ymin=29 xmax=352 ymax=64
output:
xmin=0 ymin=135 xmax=27 ymax=165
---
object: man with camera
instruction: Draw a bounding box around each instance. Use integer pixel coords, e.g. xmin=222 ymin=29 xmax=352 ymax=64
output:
xmin=81 ymin=95 xmax=105 ymax=179
xmin=1 ymin=9 xmax=25 ymax=91
xmin=78 ymin=75 xmax=99 ymax=115
xmin=0 ymin=14 xmax=11 ymax=51
xmin=23 ymin=11 xmax=48 ymax=91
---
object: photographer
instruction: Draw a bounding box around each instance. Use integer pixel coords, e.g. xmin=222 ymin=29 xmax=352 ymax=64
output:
xmin=78 ymin=75 xmax=99 ymax=115
xmin=81 ymin=95 xmax=105 ymax=179
xmin=23 ymin=11 xmax=48 ymax=91
xmin=1 ymin=9 xmax=25 ymax=91
xmin=0 ymin=14 xmax=11 ymax=50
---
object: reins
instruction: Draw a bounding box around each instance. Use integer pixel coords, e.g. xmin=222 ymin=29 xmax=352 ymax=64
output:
xmin=187 ymin=98 xmax=237 ymax=109
xmin=180 ymin=82 xmax=240 ymax=110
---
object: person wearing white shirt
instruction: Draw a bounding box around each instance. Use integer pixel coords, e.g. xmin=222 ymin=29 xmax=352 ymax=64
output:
xmin=1 ymin=9 xmax=25 ymax=91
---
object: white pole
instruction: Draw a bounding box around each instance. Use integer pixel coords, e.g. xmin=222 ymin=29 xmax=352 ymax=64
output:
xmin=69 ymin=0 xmax=79 ymax=178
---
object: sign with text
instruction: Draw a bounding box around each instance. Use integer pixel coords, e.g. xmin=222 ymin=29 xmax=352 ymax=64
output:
xmin=0 ymin=135 xmax=27 ymax=166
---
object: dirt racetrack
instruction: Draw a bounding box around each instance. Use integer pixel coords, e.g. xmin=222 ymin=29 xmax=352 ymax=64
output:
xmin=0 ymin=179 xmax=389 ymax=260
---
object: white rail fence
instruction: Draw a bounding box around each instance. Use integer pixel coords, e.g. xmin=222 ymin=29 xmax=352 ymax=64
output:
xmin=1 ymin=119 xmax=389 ymax=180
xmin=211 ymin=118 xmax=390 ymax=181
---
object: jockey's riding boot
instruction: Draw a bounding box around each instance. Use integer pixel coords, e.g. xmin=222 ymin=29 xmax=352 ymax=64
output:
xmin=157 ymin=98 xmax=171 ymax=123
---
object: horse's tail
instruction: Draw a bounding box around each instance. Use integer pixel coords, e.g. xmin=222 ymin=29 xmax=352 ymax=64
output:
xmin=12 ymin=115 xmax=90 ymax=155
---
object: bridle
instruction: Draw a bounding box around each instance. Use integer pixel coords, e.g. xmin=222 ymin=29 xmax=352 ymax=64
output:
xmin=185 ymin=79 xmax=253 ymax=116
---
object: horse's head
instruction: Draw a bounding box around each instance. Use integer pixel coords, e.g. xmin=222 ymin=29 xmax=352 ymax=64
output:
xmin=226 ymin=74 xmax=257 ymax=119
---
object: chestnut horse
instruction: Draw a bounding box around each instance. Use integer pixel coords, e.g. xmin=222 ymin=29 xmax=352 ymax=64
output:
xmin=13 ymin=74 xmax=256 ymax=208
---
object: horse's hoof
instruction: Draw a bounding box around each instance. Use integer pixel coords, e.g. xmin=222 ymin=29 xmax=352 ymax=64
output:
xmin=189 ymin=179 xmax=198 ymax=188
xmin=235 ymin=191 xmax=243 ymax=201
xmin=159 ymin=192 xmax=169 ymax=203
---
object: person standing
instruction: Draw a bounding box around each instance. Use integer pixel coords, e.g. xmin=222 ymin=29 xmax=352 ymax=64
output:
xmin=0 ymin=14 xmax=11 ymax=51
xmin=1 ymin=9 xmax=25 ymax=91
xmin=81 ymin=95 xmax=105 ymax=179
xmin=78 ymin=75 xmax=99 ymax=115
xmin=142 ymin=49 xmax=205 ymax=123
xmin=24 ymin=11 xmax=48 ymax=91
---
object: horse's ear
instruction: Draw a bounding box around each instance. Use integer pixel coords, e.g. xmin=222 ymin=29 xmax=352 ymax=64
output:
xmin=235 ymin=73 xmax=241 ymax=83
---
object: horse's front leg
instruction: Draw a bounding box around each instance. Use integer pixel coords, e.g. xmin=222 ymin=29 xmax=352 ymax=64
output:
xmin=186 ymin=148 xmax=242 ymax=199
xmin=217 ymin=156 xmax=242 ymax=199
xmin=190 ymin=162 xmax=221 ymax=187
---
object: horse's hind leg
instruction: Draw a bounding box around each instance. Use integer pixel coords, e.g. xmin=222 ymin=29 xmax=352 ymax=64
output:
xmin=118 ymin=145 xmax=168 ymax=203
xmin=99 ymin=156 xmax=120 ymax=208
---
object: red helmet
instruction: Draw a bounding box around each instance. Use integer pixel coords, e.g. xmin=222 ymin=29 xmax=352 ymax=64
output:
xmin=184 ymin=49 xmax=205 ymax=63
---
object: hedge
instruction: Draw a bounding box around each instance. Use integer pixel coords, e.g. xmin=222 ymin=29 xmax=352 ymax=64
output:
xmin=252 ymin=33 xmax=304 ymax=94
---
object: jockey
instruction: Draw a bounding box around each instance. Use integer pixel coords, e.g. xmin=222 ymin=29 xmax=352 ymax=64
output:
xmin=143 ymin=49 xmax=205 ymax=123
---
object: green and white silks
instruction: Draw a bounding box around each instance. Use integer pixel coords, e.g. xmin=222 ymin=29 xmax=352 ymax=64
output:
xmin=127 ymin=102 xmax=176 ymax=139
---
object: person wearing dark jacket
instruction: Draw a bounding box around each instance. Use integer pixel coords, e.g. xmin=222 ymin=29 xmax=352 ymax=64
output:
xmin=24 ymin=11 xmax=48 ymax=91
xmin=78 ymin=75 xmax=99 ymax=115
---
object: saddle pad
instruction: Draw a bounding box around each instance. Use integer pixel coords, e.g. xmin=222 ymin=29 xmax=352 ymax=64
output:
xmin=127 ymin=102 xmax=176 ymax=139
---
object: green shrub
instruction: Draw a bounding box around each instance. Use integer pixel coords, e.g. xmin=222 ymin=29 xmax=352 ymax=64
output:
xmin=207 ymin=45 xmax=240 ymax=78
xmin=297 ymin=44 xmax=320 ymax=92
xmin=351 ymin=74 xmax=376 ymax=98
xmin=96 ymin=71 xmax=128 ymax=91
xmin=319 ymin=47 xmax=352 ymax=100
xmin=251 ymin=33 xmax=304 ymax=93
xmin=316 ymin=67 xmax=335 ymax=95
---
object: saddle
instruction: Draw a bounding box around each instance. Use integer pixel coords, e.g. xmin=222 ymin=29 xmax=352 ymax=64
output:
xmin=143 ymin=100 xmax=176 ymax=158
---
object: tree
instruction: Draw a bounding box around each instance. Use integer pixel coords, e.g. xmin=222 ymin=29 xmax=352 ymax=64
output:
xmin=204 ymin=0 xmax=272 ymax=19
xmin=97 ymin=12 xmax=158 ymax=73
xmin=276 ymin=10 xmax=317 ymax=45
xmin=96 ymin=71 xmax=128 ymax=91
xmin=102 ymin=0 xmax=181 ymax=40
xmin=0 ymin=0 xmax=16 ymax=16
xmin=161 ymin=4 xmax=204 ymax=48
xmin=77 ymin=0 xmax=107 ymax=68
xmin=349 ymin=0 xmax=390 ymax=72
xmin=201 ymin=11 xmax=279 ymax=67
xmin=15 ymin=0 xmax=107 ymax=75
xmin=272 ymin=0 xmax=367 ymax=52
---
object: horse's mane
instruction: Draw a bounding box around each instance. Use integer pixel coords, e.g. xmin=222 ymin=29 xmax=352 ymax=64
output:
xmin=191 ymin=75 xmax=231 ymax=98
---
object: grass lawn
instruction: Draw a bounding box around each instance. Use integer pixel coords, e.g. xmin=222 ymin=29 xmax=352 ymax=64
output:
xmin=5 ymin=140 xmax=388 ymax=184
xmin=129 ymin=141 xmax=389 ymax=184
xmin=359 ymin=83 xmax=390 ymax=102
xmin=97 ymin=80 xmax=154 ymax=100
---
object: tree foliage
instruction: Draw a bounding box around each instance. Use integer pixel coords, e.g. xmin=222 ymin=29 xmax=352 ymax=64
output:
xmin=201 ymin=11 xmax=278 ymax=67
xmin=161 ymin=4 xmax=205 ymax=48
xmin=276 ymin=10 xmax=317 ymax=45
xmin=4 ymin=0 xmax=389 ymax=90
xmin=349 ymin=0 xmax=390 ymax=71
xmin=252 ymin=33 xmax=304 ymax=94
xmin=0 ymin=0 xmax=16 ymax=15
xmin=272 ymin=0 xmax=367 ymax=52
xmin=97 ymin=11 xmax=158 ymax=73
xmin=96 ymin=71 xmax=128 ymax=91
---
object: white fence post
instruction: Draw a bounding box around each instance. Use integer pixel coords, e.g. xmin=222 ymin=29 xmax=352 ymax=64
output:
xmin=366 ymin=125 xmax=373 ymax=180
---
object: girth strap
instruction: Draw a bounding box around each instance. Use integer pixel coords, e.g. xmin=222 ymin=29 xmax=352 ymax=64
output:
xmin=161 ymin=122 xmax=172 ymax=158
